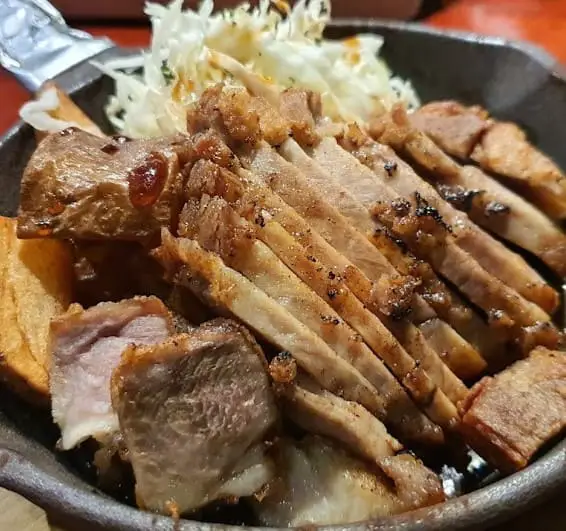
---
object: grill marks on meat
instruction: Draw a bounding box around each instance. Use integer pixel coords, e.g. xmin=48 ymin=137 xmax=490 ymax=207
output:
xmin=411 ymin=101 xmax=566 ymax=221
xmin=378 ymin=107 xmax=566 ymax=279
xmin=50 ymin=296 xmax=172 ymax=450
xmin=156 ymin=230 xmax=386 ymax=416
xmin=358 ymin=115 xmax=557 ymax=313
xmin=459 ymin=347 xmax=566 ymax=473
xmin=181 ymin=171 xmax=443 ymax=445
xmin=18 ymin=128 xmax=187 ymax=242
xmin=111 ymin=318 xmax=277 ymax=514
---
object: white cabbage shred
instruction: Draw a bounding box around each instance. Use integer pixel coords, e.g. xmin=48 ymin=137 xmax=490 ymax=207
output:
xmin=93 ymin=0 xmax=420 ymax=138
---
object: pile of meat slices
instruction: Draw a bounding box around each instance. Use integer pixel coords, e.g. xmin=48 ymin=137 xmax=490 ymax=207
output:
xmin=17 ymin=84 xmax=566 ymax=524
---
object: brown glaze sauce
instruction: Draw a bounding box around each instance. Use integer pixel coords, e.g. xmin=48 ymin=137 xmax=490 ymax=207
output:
xmin=127 ymin=152 xmax=168 ymax=208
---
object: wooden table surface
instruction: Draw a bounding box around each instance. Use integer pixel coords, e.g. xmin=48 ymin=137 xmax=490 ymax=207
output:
xmin=1 ymin=0 xmax=566 ymax=529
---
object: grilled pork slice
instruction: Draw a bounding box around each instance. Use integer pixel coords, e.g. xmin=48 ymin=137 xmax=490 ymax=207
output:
xmin=50 ymin=297 xmax=172 ymax=450
xmin=355 ymin=118 xmax=557 ymax=313
xmin=186 ymin=153 xmax=486 ymax=380
xmin=459 ymin=347 xmax=566 ymax=473
xmin=18 ymin=128 xmax=186 ymax=241
xmin=255 ymin=436 xmax=444 ymax=526
xmin=275 ymin=375 xmax=403 ymax=464
xmin=411 ymin=101 xmax=566 ymax=221
xmin=195 ymin=195 xmax=466 ymax=422
xmin=275 ymin=376 xmax=445 ymax=510
xmin=179 ymin=191 xmax=442 ymax=444
xmin=156 ymin=231 xmax=385 ymax=415
xmin=309 ymin=136 xmax=556 ymax=335
xmin=472 ymin=122 xmax=566 ymax=220
xmin=373 ymin=108 xmax=566 ymax=279
xmin=373 ymin=199 xmax=561 ymax=353
xmin=275 ymin=138 xmax=497 ymax=370
xmin=111 ymin=319 xmax=277 ymax=515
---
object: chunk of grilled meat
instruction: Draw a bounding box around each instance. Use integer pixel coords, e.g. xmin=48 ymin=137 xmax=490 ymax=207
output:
xmin=111 ymin=319 xmax=277 ymax=514
xmin=50 ymin=296 xmax=172 ymax=450
xmin=409 ymin=101 xmax=491 ymax=160
xmin=18 ymin=128 xmax=187 ymax=242
xmin=459 ymin=347 xmax=566 ymax=473
xmin=360 ymin=114 xmax=557 ymax=313
xmin=375 ymin=106 xmax=566 ymax=278
xmin=179 ymin=189 xmax=443 ymax=445
xmin=254 ymin=436 xmax=444 ymax=526
xmin=411 ymin=101 xmax=566 ymax=221
xmin=155 ymin=230 xmax=386 ymax=416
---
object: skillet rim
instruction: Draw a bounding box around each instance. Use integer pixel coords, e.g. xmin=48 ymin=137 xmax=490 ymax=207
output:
xmin=1 ymin=17 xmax=566 ymax=531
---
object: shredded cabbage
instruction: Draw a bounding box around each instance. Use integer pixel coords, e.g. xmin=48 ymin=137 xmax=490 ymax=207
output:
xmin=94 ymin=0 xmax=419 ymax=138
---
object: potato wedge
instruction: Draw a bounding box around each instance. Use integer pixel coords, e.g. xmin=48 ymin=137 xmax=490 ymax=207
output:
xmin=35 ymin=82 xmax=104 ymax=141
xmin=0 ymin=217 xmax=73 ymax=404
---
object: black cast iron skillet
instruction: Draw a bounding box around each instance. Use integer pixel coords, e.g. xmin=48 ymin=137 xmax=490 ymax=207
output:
xmin=1 ymin=19 xmax=566 ymax=531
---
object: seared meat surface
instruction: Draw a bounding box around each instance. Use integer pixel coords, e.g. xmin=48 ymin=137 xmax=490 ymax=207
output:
xmin=18 ymin=128 xmax=186 ymax=242
xmin=411 ymin=101 xmax=566 ymax=221
xmin=50 ymin=296 xmax=172 ymax=450
xmin=459 ymin=347 xmax=566 ymax=473
xmin=111 ymin=319 xmax=277 ymax=514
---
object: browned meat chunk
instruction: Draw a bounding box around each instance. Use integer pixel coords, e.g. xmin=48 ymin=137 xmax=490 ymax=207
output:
xmin=18 ymin=128 xmax=186 ymax=241
xmin=409 ymin=101 xmax=490 ymax=159
xmin=50 ymin=296 xmax=172 ymax=450
xmin=471 ymin=122 xmax=566 ymax=220
xmin=459 ymin=347 xmax=566 ymax=473
xmin=111 ymin=319 xmax=278 ymax=515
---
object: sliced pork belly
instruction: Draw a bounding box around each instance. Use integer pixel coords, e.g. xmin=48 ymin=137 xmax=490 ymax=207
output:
xmin=459 ymin=347 xmax=566 ymax=473
xmin=254 ymin=436 xmax=444 ymax=527
xmin=275 ymin=375 xmax=403 ymax=464
xmin=374 ymin=108 xmax=566 ymax=279
xmin=352 ymin=118 xmax=557 ymax=313
xmin=472 ymin=122 xmax=566 ymax=220
xmin=18 ymin=128 xmax=187 ymax=241
xmin=50 ymin=296 xmax=172 ymax=450
xmin=179 ymin=191 xmax=442 ymax=445
xmin=411 ymin=101 xmax=566 ymax=221
xmin=223 ymin=199 xmax=465 ymax=423
xmin=309 ymin=136 xmax=556 ymax=336
xmin=155 ymin=230 xmax=384 ymax=416
xmin=111 ymin=319 xmax=277 ymax=514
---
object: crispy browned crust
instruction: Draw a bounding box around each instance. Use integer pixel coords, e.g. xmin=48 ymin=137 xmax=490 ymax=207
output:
xmin=459 ymin=347 xmax=566 ymax=473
